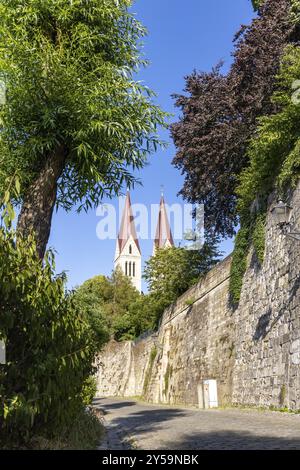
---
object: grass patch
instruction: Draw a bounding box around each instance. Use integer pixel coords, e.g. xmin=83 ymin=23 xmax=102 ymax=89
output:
xmin=1 ymin=407 xmax=105 ymax=450
xmin=219 ymin=403 xmax=300 ymax=415
xmin=185 ymin=297 xmax=196 ymax=307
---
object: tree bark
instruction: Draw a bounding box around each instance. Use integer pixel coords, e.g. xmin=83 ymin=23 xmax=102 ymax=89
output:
xmin=17 ymin=145 xmax=66 ymax=259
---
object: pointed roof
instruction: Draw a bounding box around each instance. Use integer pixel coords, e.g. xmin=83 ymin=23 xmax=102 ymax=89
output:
xmin=154 ymin=195 xmax=174 ymax=250
xmin=117 ymin=192 xmax=141 ymax=254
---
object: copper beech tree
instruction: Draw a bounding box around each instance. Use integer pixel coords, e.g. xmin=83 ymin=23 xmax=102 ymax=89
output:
xmin=171 ymin=0 xmax=299 ymax=238
xmin=0 ymin=0 xmax=166 ymax=258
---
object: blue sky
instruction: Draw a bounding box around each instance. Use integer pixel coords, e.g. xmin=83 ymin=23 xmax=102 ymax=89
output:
xmin=49 ymin=0 xmax=254 ymax=291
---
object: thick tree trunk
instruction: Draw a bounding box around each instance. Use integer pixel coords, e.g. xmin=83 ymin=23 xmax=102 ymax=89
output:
xmin=17 ymin=145 xmax=66 ymax=259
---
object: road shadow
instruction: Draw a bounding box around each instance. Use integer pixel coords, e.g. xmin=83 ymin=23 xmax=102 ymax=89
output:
xmin=94 ymin=400 xmax=300 ymax=450
xmin=109 ymin=407 xmax=189 ymax=436
xmin=162 ymin=430 xmax=300 ymax=450
xmin=93 ymin=398 xmax=137 ymax=410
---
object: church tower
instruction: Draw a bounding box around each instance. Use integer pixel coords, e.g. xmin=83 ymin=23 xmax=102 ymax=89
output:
xmin=114 ymin=192 xmax=142 ymax=292
xmin=153 ymin=192 xmax=174 ymax=255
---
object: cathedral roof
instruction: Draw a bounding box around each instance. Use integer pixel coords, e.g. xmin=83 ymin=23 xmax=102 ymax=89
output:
xmin=117 ymin=192 xmax=141 ymax=254
xmin=154 ymin=195 xmax=174 ymax=250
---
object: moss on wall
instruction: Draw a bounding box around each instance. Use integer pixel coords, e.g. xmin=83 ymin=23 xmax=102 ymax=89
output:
xmin=229 ymin=213 xmax=266 ymax=305
xmin=142 ymin=346 xmax=157 ymax=396
xmin=163 ymin=363 xmax=173 ymax=396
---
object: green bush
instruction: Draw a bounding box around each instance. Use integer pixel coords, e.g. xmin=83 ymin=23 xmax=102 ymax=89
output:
xmin=251 ymin=0 xmax=264 ymax=10
xmin=81 ymin=376 xmax=97 ymax=407
xmin=73 ymin=268 xmax=141 ymax=342
xmin=237 ymin=45 xmax=300 ymax=215
xmin=229 ymin=212 xmax=267 ymax=304
xmin=143 ymin=244 xmax=221 ymax=326
xmin=0 ymin=192 xmax=100 ymax=446
xmin=8 ymin=408 xmax=105 ymax=450
xmin=230 ymin=44 xmax=300 ymax=304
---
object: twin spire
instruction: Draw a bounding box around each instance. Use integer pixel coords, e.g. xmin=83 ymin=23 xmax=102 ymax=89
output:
xmin=116 ymin=190 xmax=174 ymax=257
xmin=117 ymin=191 xmax=141 ymax=256
xmin=153 ymin=194 xmax=174 ymax=254
xmin=114 ymin=190 xmax=174 ymax=293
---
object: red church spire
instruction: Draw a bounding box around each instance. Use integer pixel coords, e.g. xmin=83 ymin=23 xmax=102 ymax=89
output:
xmin=154 ymin=194 xmax=174 ymax=252
xmin=117 ymin=192 xmax=141 ymax=254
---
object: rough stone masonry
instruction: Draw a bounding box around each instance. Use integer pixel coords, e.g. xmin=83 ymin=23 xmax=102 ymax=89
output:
xmin=96 ymin=185 xmax=300 ymax=410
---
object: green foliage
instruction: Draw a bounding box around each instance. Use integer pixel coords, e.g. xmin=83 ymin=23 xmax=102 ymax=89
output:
xmin=0 ymin=0 xmax=167 ymax=210
xmin=74 ymin=268 xmax=167 ymax=343
xmin=26 ymin=408 xmax=104 ymax=450
xmin=149 ymin=346 xmax=158 ymax=364
xmin=229 ymin=212 xmax=266 ymax=304
xmin=229 ymin=227 xmax=250 ymax=305
xmin=73 ymin=267 xmax=142 ymax=341
xmin=72 ymin=275 xmax=111 ymax=346
xmin=185 ymin=297 xmax=196 ymax=307
xmin=112 ymin=294 xmax=158 ymax=341
xmin=143 ymin=244 xmax=221 ymax=323
xmin=252 ymin=213 xmax=266 ymax=264
xmin=0 ymin=181 xmax=100 ymax=445
xmin=291 ymin=0 xmax=300 ymax=23
xmin=252 ymin=0 xmax=264 ymax=10
xmin=54 ymin=407 xmax=104 ymax=450
xmin=231 ymin=42 xmax=300 ymax=305
xmin=80 ymin=376 xmax=97 ymax=407
xmin=238 ymin=45 xmax=300 ymax=217
xmin=171 ymin=0 xmax=295 ymax=238
xmin=163 ymin=363 xmax=172 ymax=396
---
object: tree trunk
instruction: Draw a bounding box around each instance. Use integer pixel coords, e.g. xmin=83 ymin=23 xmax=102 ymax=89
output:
xmin=17 ymin=145 xmax=66 ymax=259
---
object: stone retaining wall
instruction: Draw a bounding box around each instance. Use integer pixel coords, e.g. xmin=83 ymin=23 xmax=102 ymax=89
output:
xmin=96 ymin=185 xmax=300 ymax=410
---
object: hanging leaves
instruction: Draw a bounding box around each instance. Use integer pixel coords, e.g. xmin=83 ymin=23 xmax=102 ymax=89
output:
xmin=171 ymin=0 xmax=297 ymax=237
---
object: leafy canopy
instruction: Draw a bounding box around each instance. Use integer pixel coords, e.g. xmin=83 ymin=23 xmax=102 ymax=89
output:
xmin=252 ymin=0 xmax=264 ymax=10
xmin=0 ymin=180 xmax=102 ymax=444
xmin=144 ymin=244 xmax=221 ymax=315
xmin=171 ymin=0 xmax=295 ymax=237
xmin=229 ymin=13 xmax=300 ymax=304
xmin=237 ymin=45 xmax=300 ymax=219
xmin=72 ymin=275 xmax=111 ymax=345
xmin=112 ymin=294 xmax=158 ymax=341
xmin=73 ymin=267 xmax=141 ymax=341
xmin=0 ymin=0 xmax=166 ymax=211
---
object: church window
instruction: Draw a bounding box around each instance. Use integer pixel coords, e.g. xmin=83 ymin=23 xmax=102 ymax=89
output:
xmin=125 ymin=262 xmax=128 ymax=276
xmin=129 ymin=262 xmax=131 ymax=276
xmin=133 ymin=262 xmax=135 ymax=277
xmin=129 ymin=244 xmax=132 ymax=254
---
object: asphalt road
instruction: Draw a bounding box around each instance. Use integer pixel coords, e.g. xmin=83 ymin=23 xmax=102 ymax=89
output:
xmin=95 ymin=397 xmax=300 ymax=450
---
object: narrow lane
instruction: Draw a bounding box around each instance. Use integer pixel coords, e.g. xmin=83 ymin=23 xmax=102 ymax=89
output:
xmin=95 ymin=397 xmax=300 ymax=450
